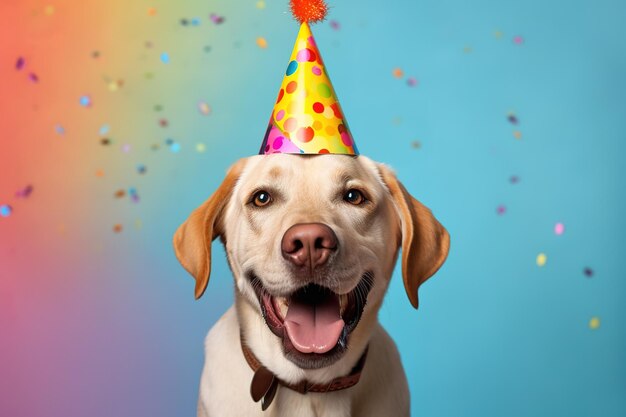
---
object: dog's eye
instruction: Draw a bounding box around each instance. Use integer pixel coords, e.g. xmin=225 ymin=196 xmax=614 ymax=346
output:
xmin=344 ymin=189 xmax=365 ymax=205
xmin=252 ymin=190 xmax=272 ymax=207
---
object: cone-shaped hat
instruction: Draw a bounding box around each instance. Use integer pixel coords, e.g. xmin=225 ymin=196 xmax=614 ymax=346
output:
xmin=259 ymin=4 xmax=358 ymax=155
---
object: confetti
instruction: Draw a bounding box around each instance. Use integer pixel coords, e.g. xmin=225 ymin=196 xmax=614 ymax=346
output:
xmin=100 ymin=138 xmax=112 ymax=146
xmin=507 ymin=113 xmax=519 ymax=125
xmin=121 ymin=144 xmax=132 ymax=153
xmin=496 ymin=205 xmax=506 ymax=215
xmin=196 ymin=143 xmax=206 ymax=153
xmin=170 ymin=142 xmax=181 ymax=153
xmin=0 ymin=205 xmax=13 ymax=217
xmin=114 ymin=189 xmax=126 ymax=198
xmin=44 ymin=5 xmax=55 ymax=15
xmin=99 ymin=124 xmax=110 ymax=136
xmin=513 ymin=35 xmax=524 ymax=45
xmin=159 ymin=118 xmax=168 ymax=127
xmin=160 ymin=52 xmax=170 ymax=64
xmin=494 ymin=30 xmax=503 ymax=39
xmin=144 ymin=41 xmax=153 ymax=49
xmin=147 ymin=7 xmax=157 ymax=16
xmin=554 ymin=222 xmax=565 ymax=235
xmin=392 ymin=68 xmax=403 ymax=78
xmin=589 ymin=317 xmax=600 ymax=330
xmin=144 ymin=72 xmax=154 ymax=79
xmin=463 ymin=45 xmax=473 ymax=53
xmin=135 ymin=219 xmax=143 ymax=230
xmin=191 ymin=17 xmax=201 ymax=26
xmin=95 ymin=169 xmax=105 ymax=177
xmin=180 ymin=18 xmax=189 ymax=26
xmin=113 ymin=224 xmax=123 ymax=233
xmin=410 ymin=140 xmax=421 ymax=149
xmin=330 ymin=20 xmax=340 ymax=30
xmin=129 ymin=187 xmax=140 ymax=203
xmin=210 ymin=13 xmax=225 ymax=24
xmin=79 ymin=95 xmax=92 ymax=107
xmin=198 ymin=101 xmax=211 ymax=115
xmin=165 ymin=138 xmax=174 ymax=146
xmin=509 ymin=175 xmax=520 ymax=184
xmin=55 ymin=124 xmax=65 ymax=135
xmin=203 ymin=45 xmax=212 ymax=53
xmin=154 ymin=104 xmax=163 ymax=112
xmin=16 ymin=57 xmax=25 ymax=70
xmin=107 ymin=79 xmax=124 ymax=92
xmin=536 ymin=253 xmax=547 ymax=267
xmin=583 ymin=267 xmax=594 ymax=278
xmin=136 ymin=164 xmax=147 ymax=174
xmin=15 ymin=185 xmax=33 ymax=198
xmin=256 ymin=0 xmax=266 ymax=9
xmin=28 ymin=73 xmax=39 ymax=83
xmin=91 ymin=50 xmax=100 ymax=59
xmin=256 ymin=37 xmax=268 ymax=49
xmin=513 ymin=130 xmax=522 ymax=140
xmin=406 ymin=77 xmax=418 ymax=87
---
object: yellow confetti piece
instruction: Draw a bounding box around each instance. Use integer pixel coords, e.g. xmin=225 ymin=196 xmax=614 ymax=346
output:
xmin=589 ymin=317 xmax=600 ymax=330
xmin=196 ymin=143 xmax=206 ymax=153
xmin=392 ymin=68 xmax=404 ymax=78
xmin=44 ymin=5 xmax=55 ymax=16
xmin=134 ymin=219 xmax=143 ymax=230
xmin=256 ymin=37 xmax=268 ymax=49
xmin=513 ymin=130 xmax=522 ymax=139
xmin=494 ymin=30 xmax=503 ymax=39
xmin=536 ymin=253 xmax=547 ymax=267
xmin=256 ymin=1 xmax=266 ymax=9
xmin=463 ymin=45 xmax=473 ymax=53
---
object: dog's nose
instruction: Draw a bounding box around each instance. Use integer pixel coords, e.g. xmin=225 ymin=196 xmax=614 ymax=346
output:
xmin=281 ymin=223 xmax=338 ymax=270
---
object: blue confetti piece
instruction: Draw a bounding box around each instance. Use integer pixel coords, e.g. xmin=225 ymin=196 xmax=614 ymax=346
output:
xmin=0 ymin=205 xmax=12 ymax=217
xmin=55 ymin=124 xmax=65 ymax=135
xmin=79 ymin=95 xmax=91 ymax=107
xmin=170 ymin=142 xmax=181 ymax=153
xmin=191 ymin=17 xmax=201 ymax=26
xmin=160 ymin=52 xmax=170 ymax=64
xmin=99 ymin=124 xmax=110 ymax=135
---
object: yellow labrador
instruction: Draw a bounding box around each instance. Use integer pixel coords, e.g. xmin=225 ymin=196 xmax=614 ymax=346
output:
xmin=174 ymin=154 xmax=449 ymax=417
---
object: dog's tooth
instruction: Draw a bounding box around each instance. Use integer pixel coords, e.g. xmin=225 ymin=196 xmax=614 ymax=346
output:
xmin=339 ymin=294 xmax=348 ymax=315
xmin=278 ymin=297 xmax=288 ymax=318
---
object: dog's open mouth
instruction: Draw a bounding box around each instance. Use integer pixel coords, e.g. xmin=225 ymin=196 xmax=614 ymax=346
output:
xmin=247 ymin=273 xmax=373 ymax=368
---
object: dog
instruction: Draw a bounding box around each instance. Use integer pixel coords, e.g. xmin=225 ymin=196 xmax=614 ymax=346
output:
xmin=174 ymin=154 xmax=449 ymax=417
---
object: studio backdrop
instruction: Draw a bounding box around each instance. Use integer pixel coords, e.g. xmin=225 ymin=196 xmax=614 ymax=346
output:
xmin=1 ymin=1 xmax=624 ymax=416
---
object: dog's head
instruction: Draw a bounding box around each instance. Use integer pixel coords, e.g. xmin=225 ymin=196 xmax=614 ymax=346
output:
xmin=174 ymin=154 xmax=449 ymax=369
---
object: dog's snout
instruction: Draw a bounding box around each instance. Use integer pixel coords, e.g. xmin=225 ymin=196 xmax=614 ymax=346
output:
xmin=281 ymin=223 xmax=338 ymax=270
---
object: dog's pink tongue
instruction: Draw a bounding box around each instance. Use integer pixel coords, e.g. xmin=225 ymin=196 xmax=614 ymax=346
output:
xmin=284 ymin=295 xmax=344 ymax=354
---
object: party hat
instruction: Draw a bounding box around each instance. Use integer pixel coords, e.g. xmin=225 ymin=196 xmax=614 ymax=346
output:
xmin=259 ymin=0 xmax=358 ymax=155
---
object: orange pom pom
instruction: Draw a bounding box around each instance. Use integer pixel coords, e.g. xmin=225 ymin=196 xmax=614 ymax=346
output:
xmin=290 ymin=0 xmax=328 ymax=24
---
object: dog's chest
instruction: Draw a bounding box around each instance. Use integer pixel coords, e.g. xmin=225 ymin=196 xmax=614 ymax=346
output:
xmin=268 ymin=389 xmax=351 ymax=417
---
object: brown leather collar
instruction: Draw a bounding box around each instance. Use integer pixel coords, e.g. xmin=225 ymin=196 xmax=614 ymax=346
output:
xmin=240 ymin=337 xmax=368 ymax=410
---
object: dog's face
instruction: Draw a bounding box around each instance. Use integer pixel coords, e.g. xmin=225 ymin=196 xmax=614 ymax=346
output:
xmin=174 ymin=154 xmax=449 ymax=369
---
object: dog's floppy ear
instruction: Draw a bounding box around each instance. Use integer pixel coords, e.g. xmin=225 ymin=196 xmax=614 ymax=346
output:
xmin=377 ymin=164 xmax=450 ymax=309
xmin=173 ymin=159 xmax=246 ymax=299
